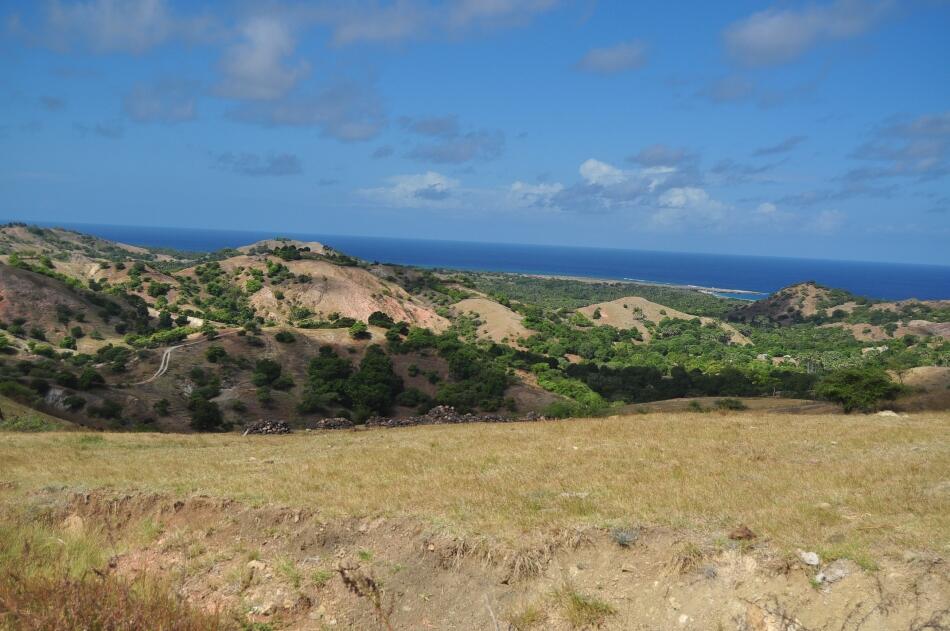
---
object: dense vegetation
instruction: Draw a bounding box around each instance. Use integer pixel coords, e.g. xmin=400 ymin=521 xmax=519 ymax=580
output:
xmin=2 ymin=224 xmax=947 ymax=430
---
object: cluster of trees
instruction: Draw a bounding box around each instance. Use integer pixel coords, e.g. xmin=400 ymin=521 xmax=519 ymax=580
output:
xmin=298 ymin=345 xmax=402 ymax=420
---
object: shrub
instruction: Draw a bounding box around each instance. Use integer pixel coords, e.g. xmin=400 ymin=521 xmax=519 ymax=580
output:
xmin=367 ymin=311 xmax=395 ymax=328
xmin=274 ymin=331 xmax=295 ymax=343
xmin=205 ymin=345 xmax=228 ymax=363
xmin=714 ymin=398 xmax=748 ymax=411
xmin=188 ymin=398 xmax=225 ymax=432
xmin=815 ymin=368 xmax=904 ymax=413
xmin=153 ymin=399 xmax=170 ymax=416
xmin=252 ymin=359 xmax=282 ymax=387
xmin=349 ymin=321 xmax=370 ymax=340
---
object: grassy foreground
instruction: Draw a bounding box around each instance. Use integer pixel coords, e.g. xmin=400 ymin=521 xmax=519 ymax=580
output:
xmin=2 ymin=411 xmax=948 ymax=562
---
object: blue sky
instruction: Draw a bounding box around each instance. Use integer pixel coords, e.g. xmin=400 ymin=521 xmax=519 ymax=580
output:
xmin=1 ymin=1 xmax=949 ymax=264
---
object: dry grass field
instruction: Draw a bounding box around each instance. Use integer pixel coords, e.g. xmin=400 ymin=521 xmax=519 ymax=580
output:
xmin=1 ymin=411 xmax=948 ymax=629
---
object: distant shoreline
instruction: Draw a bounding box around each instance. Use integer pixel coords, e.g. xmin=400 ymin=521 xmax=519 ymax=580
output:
xmin=506 ymin=272 xmax=767 ymax=300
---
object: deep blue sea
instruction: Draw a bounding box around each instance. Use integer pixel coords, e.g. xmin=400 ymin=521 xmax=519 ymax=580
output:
xmin=27 ymin=221 xmax=950 ymax=301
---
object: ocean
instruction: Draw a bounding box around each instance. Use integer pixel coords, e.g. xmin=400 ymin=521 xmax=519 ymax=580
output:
xmin=27 ymin=221 xmax=950 ymax=301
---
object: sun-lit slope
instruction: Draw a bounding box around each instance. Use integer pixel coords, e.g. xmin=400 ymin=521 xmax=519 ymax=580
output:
xmin=236 ymin=239 xmax=327 ymax=255
xmin=579 ymin=295 xmax=750 ymax=345
xmin=198 ymin=253 xmax=450 ymax=330
xmin=0 ymin=264 xmax=129 ymax=351
xmin=453 ymin=297 xmax=531 ymax=344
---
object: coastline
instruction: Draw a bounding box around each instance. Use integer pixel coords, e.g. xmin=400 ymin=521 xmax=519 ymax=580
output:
xmin=499 ymin=272 xmax=768 ymax=300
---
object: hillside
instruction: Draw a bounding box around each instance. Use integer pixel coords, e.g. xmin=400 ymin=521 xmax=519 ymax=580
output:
xmin=579 ymin=295 xmax=750 ymax=345
xmin=452 ymin=296 xmax=531 ymax=344
xmin=0 ymin=224 xmax=948 ymax=435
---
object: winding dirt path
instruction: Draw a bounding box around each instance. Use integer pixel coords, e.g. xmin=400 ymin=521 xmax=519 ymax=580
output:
xmin=131 ymin=330 xmax=238 ymax=386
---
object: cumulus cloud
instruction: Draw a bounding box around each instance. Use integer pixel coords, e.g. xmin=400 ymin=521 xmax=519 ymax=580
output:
xmin=36 ymin=0 xmax=213 ymax=53
xmin=404 ymin=118 xmax=505 ymax=164
xmin=217 ymin=16 xmax=309 ymax=101
xmin=698 ymin=74 xmax=823 ymax=109
xmin=650 ymin=187 xmax=727 ymax=230
xmin=753 ymin=135 xmax=806 ymax=156
xmin=228 ymin=80 xmax=386 ymax=142
xmin=214 ymin=152 xmax=302 ymax=177
xmin=579 ymin=158 xmax=626 ymax=186
xmin=400 ymin=115 xmax=460 ymax=138
xmin=360 ymin=171 xmax=460 ymax=208
xmin=508 ymin=180 xmax=564 ymax=208
xmin=847 ymin=111 xmax=950 ymax=181
xmin=545 ymin=158 xmax=695 ymax=215
xmin=123 ymin=80 xmax=196 ymax=123
xmin=724 ymin=0 xmax=892 ymax=66
xmin=319 ymin=0 xmax=559 ymax=46
xmin=626 ymin=144 xmax=694 ymax=168
xmin=576 ymin=40 xmax=648 ymax=74
xmin=709 ymin=158 xmax=782 ymax=184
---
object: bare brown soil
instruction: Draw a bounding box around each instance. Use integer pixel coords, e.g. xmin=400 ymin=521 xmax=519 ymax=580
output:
xmin=579 ymin=296 xmax=750 ymax=345
xmin=13 ymin=487 xmax=946 ymax=631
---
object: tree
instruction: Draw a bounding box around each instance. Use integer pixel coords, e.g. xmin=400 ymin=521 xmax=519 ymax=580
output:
xmin=252 ymin=358 xmax=282 ymax=387
xmin=349 ymin=321 xmax=370 ymax=340
xmin=153 ymin=398 xmax=170 ymax=416
xmin=346 ymin=345 xmax=403 ymax=420
xmin=815 ymin=368 xmax=904 ymax=413
xmin=189 ymin=398 xmax=225 ymax=431
xmin=274 ymin=331 xmax=295 ymax=343
xmin=368 ymin=311 xmax=395 ymax=328
xmin=205 ymin=345 xmax=228 ymax=363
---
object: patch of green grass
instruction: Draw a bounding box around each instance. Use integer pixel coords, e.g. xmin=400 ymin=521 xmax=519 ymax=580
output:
xmin=817 ymin=541 xmax=880 ymax=571
xmin=311 ymin=568 xmax=333 ymax=588
xmin=506 ymin=602 xmax=547 ymax=630
xmin=553 ymin=586 xmax=615 ymax=628
xmin=0 ymin=416 xmax=63 ymax=432
xmin=275 ymin=556 xmax=302 ymax=590
xmin=357 ymin=549 xmax=374 ymax=562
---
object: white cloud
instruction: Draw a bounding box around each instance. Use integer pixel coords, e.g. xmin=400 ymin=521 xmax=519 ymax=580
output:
xmin=651 ymin=187 xmax=727 ymax=229
xmin=724 ymin=0 xmax=892 ymax=66
xmin=360 ymin=171 xmax=460 ymax=208
xmin=217 ymin=16 xmax=308 ymax=101
xmin=579 ymin=158 xmax=626 ymax=186
xmin=755 ymin=202 xmax=777 ymax=216
xmin=316 ymin=0 xmax=559 ymax=46
xmin=508 ymin=181 xmax=564 ymax=208
xmin=576 ymin=40 xmax=648 ymax=74
xmin=36 ymin=0 xmax=213 ymax=53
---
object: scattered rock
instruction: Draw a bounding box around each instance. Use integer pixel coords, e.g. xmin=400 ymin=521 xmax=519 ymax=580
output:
xmin=815 ymin=559 xmax=854 ymax=585
xmin=243 ymin=420 xmax=291 ymax=435
xmin=728 ymin=524 xmax=757 ymax=541
xmin=797 ymin=550 xmax=820 ymax=566
xmin=312 ymin=417 xmax=354 ymax=430
xmin=702 ymin=565 xmax=718 ymax=579
xmin=247 ymin=560 xmax=267 ymax=572
xmin=360 ymin=406 xmax=546 ymax=429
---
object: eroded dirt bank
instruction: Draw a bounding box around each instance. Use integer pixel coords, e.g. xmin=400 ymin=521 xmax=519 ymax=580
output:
xmin=24 ymin=489 xmax=950 ymax=630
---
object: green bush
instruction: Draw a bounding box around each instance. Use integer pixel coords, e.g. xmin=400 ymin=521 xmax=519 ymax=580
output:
xmin=815 ymin=368 xmax=904 ymax=413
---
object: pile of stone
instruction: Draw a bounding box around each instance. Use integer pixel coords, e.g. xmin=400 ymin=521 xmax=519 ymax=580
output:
xmin=243 ymin=420 xmax=292 ymax=435
xmin=312 ymin=417 xmax=354 ymax=430
xmin=363 ymin=405 xmax=546 ymax=429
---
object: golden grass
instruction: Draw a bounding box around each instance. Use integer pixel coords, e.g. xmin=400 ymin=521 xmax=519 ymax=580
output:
xmin=0 ymin=515 xmax=231 ymax=630
xmin=1 ymin=412 xmax=948 ymax=561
